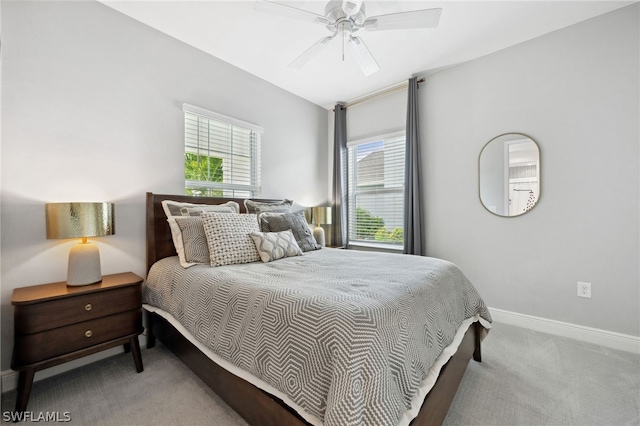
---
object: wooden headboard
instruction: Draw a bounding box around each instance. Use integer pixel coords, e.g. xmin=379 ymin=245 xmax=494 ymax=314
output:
xmin=145 ymin=192 xmax=280 ymax=273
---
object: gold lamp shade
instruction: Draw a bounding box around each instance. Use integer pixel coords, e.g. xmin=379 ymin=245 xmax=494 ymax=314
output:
xmin=45 ymin=202 xmax=115 ymax=286
xmin=46 ymin=202 xmax=114 ymax=239
xmin=312 ymin=206 xmax=332 ymax=226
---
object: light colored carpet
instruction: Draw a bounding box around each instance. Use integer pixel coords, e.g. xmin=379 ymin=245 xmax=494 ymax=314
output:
xmin=2 ymin=323 xmax=639 ymax=425
xmin=443 ymin=323 xmax=639 ymax=426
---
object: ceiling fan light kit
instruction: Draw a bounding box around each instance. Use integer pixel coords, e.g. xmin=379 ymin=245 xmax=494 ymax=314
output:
xmin=256 ymin=0 xmax=442 ymax=76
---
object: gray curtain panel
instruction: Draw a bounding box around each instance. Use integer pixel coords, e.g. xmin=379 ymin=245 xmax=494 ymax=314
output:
xmin=404 ymin=77 xmax=425 ymax=255
xmin=331 ymin=103 xmax=348 ymax=247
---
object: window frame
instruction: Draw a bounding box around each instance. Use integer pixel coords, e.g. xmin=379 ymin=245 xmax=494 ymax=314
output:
xmin=183 ymin=103 xmax=262 ymax=198
xmin=346 ymin=129 xmax=406 ymax=248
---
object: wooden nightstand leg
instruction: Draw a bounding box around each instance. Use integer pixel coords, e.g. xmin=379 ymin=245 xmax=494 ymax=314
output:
xmin=129 ymin=336 xmax=144 ymax=373
xmin=123 ymin=342 xmax=131 ymax=353
xmin=14 ymin=368 xmax=36 ymax=413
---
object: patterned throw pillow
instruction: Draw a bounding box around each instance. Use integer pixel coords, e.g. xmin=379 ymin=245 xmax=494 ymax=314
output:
xmin=201 ymin=212 xmax=261 ymax=267
xmin=162 ymin=200 xmax=240 ymax=217
xmin=174 ymin=217 xmax=209 ymax=264
xmin=249 ymin=230 xmax=304 ymax=263
xmin=244 ymin=199 xmax=293 ymax=214
xmin=161 ymin=200 xmax=239 ymax=268
xmin=258 ymin=210 xmax=321 ymax=252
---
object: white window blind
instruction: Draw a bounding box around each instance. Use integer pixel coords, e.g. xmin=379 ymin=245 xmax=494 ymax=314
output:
xmin=183 ymin=104 xmax=262 ymax=198
xmin=347 ymin=131 xmax=405 ymax=245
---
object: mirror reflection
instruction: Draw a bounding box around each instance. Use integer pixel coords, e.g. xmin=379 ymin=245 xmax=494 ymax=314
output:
xmin=479 ymin=133 xmax=540 ymax=217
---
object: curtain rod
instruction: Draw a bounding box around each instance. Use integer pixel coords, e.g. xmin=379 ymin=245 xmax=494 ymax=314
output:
xmin=336 ymin=77 xmax=425 ymax=110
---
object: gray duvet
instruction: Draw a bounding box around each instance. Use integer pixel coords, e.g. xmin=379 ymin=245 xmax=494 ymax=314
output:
xmin=144 ymin=248 xmax=491 ymax=426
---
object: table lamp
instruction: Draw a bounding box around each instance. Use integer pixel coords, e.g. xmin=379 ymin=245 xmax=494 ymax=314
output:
xmin=46 ymin=202 xmax=115 ymax=286
xmin=312 ymin=206 xmax=332 ymax=247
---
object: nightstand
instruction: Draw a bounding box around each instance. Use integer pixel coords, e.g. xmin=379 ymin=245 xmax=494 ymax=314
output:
xmin=11 ymin=272 xmax=144 ymax=412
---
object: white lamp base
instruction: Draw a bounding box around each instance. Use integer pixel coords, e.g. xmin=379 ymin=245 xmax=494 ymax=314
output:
xmin=313 ymin=225 xmax=326 ymax=247
xmin=67 ymin=242 xmax=102 ymax=286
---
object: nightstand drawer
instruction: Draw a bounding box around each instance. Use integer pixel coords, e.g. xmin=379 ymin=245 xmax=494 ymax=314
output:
xmin=13 ymin=309 xmax=142 ymax=367
xmin=14 ymin=285 xmax=141 ymax=335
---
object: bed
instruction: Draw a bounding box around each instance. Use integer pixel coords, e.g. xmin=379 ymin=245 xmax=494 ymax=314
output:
xmin=143 ymin=192 xmax=491 ymax=426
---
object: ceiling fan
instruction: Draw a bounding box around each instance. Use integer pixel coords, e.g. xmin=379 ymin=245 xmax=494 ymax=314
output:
xmin=255 ymin=0 xmax=442 ymax=76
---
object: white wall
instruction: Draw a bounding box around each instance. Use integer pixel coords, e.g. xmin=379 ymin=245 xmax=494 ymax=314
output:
xmin=0 ymin=0 xmax=328 ymax=371
xmin=422 ymin=4 xmax=639 ymax=336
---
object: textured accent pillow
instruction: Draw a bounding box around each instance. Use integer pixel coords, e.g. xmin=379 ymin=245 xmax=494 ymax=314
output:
xmin=162 ymin=200 xmax=240 ymax=217
xmin=162 ymin=200 xmax=240 ymax=268
xmin=249 ymin=230 xmax=304 ymax=263
xmin=259 ymin=210 xmax=321 ymax=252
xmin=255 ymin=206 xmax=291 ymax=217
xmin=174 ymin=217 xmax=209 ymax=264
xmin=201 ymin=212 xmax=261 ymax=267
xmin=244 ymin=199 xmax=293 ymax=214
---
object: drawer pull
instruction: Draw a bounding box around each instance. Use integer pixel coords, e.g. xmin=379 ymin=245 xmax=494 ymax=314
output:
xmin=85 ymin=330 xmax=93 ymax=338
xmin=84 ymin=304 xmax=92 ymax=311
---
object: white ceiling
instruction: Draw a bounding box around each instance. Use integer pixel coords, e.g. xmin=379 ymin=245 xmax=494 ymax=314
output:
xmin=100 ymin=1 xmax=634 ymax=109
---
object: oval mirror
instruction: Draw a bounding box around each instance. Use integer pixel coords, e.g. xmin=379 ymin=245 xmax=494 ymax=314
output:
xmin=479 ymin=133 xmax=540 ymax=217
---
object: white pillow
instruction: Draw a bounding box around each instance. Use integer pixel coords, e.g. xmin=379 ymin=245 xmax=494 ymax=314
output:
xmin=201 ymin=212 xmax=261 ymax=267
xmin=161 ymin=199 xmax=239 ymax=217
xmin=249 ymin=230 xmax=304 ymax=263
xmin=161 ymin=200 xmax=239 ymax=267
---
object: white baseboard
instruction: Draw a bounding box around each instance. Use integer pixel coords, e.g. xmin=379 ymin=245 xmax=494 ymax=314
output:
xmin=489 ymin=307 xmax=640 ymax=354
xmin=2 ymin=335 xmax=147 ymax=393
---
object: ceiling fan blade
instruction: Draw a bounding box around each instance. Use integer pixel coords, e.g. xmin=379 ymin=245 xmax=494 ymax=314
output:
xmin=254 ymin=0 xmax=330 ymax=25
xmin=288 ymin=35 xmax=336 ymax=69
xmin=347 ymin=36 xmax=379 ymax=76
xmin=364 ymin=8 xmax=442 ymax=31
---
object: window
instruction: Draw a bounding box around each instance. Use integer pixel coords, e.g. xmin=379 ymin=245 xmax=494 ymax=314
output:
xmin=184 ymin=104 xmax=262 ymax=198
xmin=347 ymin=131 xmax=405 ymax=246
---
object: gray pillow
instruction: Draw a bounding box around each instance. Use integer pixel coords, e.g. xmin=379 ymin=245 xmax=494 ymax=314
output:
xmin=258 ymin=210 xmax=321 ymax=252
xmin=174 ymin=217 xmax=209 ymax=264
xmin=244 ymin=199 xmax=293 ymax=214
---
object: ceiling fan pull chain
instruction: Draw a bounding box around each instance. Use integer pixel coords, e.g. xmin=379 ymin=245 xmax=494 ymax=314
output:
xmin=342 ymin=33 xmax=345 ymax=61
xmin=342 ymin=22 xmax=346 ymax=61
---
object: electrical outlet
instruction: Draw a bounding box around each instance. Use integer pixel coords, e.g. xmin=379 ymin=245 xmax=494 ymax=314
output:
xmin=577 ymin=282 xmax=592 ymax=298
